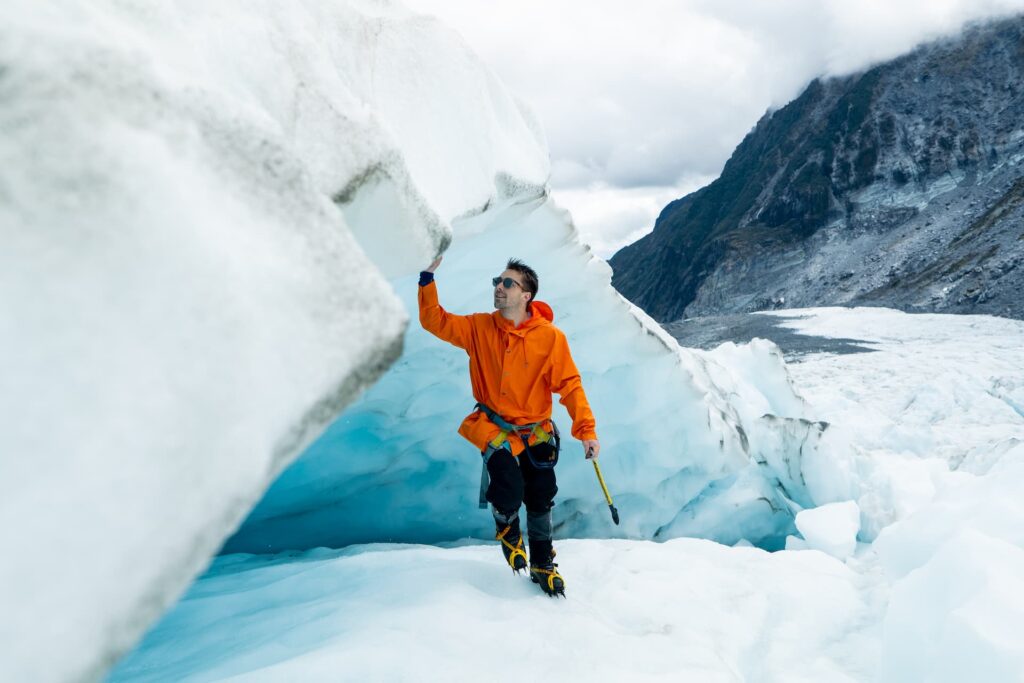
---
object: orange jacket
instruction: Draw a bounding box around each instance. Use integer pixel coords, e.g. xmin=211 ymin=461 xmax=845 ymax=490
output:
xmin=418 ymin=280 xmax=597 ymax=456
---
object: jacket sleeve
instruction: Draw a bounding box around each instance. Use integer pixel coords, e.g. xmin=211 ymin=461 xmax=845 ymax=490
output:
xmin=550 ymin=333 xmax=598 ymax=441
xmin=418 ymin=280 xmax=473 ymax=350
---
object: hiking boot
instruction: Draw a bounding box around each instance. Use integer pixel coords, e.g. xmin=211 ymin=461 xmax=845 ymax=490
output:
xmin=496 ymin=520 xmax=527 ymax=573
xmin=528 ymin=539 xmax=564 ymax=597
xmin=529 ymin=560 xmax=565 ymax=597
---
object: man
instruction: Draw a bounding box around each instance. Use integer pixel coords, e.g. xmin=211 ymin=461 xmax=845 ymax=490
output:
xmin=418 ymin=256 xmax=600 ymax=597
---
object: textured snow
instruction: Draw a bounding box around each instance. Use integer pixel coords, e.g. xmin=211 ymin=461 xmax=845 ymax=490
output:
xmin=0 ymin=1 xmax=548 ymax=681
xmin=110 ymin=539 xmax=881 ymax=683
xmin=793 ymin=500 xmax=861 ymax=560
xmin=113 ymin=308 xmax=1024 ymax=682
xmin=771 ymin=307 xmax=1024 ymax=681
xmin=763 ymin=307 xmax=1024 ymax=537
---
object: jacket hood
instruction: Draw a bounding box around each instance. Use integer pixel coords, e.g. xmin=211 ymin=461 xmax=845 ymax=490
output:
xmin=493 ymin=300 xmax=554 ymax=331
xmin=530 ymin=300 xmax=554 ymax=322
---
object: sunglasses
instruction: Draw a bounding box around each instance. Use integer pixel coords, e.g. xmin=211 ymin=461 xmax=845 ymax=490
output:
xmin=492 ymin=276 xmax=524 ymax=290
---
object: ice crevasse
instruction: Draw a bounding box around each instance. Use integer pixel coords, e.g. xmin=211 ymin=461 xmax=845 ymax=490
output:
xmin=0 ymin=1 xmax=822 ymax=681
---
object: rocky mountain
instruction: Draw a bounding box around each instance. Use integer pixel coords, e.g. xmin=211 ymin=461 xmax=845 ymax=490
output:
xmin=610 ymin=17 xmax=1024 ymax=323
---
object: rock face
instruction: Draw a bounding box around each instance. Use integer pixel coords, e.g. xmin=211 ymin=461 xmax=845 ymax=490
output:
xmin=610 ymin=17 xmax=1024 ymax=322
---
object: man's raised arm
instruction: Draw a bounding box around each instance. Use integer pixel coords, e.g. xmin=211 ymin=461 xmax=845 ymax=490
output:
xmin=418 ymin=256 xmax=472 ymax=350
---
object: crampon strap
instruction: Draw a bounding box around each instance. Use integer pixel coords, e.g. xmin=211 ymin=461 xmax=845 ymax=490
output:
xmin=530 ymin=564 xmax=564 ymax=593
xmin=496 ymin=524 xmax=527 ymax=569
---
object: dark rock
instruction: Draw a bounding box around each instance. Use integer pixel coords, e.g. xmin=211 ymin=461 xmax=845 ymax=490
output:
xmin=610 ymin=16 xmax=1024 ymax=322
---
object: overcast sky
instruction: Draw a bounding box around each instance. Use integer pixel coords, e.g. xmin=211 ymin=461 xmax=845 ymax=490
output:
xmin=404 ymin=0 xmax=1024 ymax=257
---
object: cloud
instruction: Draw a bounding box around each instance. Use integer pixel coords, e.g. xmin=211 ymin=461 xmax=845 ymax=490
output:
xmin=552 ymin=176 xmax=714 ymax=258
xmin=404 ymin=0 xmax=1024 ymax=254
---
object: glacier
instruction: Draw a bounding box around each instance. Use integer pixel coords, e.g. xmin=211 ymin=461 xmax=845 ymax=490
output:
xmin=223 ymin=192 xmax=815 ymax=554
xmin=111 ymin=308 xmax=1024 ymax=682
xmin=6 ymin=0 xmax=1024 ymax=681
xmin=1 ymin=0 xmax=812 ymax=680
xmin=0 ymin=0 xmax=547 ymax=680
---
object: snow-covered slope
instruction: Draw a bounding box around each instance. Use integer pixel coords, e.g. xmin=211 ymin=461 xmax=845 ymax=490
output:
xmin=110 ymin=539 xmax=882 ymax=683
xmin=766 ymin=308 xmax=1024 ymax=538
xmin=111 ymin=309 xmax=1024 ymax=682
xmin=0 ymin=1 xmax=547 ymax=681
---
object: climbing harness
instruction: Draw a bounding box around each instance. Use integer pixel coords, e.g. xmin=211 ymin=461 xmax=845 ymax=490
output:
xmin=476 ymin=402 xmax=560 ymax=508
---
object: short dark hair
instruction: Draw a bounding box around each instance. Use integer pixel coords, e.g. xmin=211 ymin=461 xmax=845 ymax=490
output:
xmin=506 ymin=258 xmax=538 ymax=302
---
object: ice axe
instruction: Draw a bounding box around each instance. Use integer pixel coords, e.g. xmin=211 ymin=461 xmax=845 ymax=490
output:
xmin=588 ymin=447 xmax=619 ymax=525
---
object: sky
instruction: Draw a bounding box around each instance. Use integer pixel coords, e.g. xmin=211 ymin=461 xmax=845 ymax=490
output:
xmin=403 ymin=0 xmax=1024 ymax=257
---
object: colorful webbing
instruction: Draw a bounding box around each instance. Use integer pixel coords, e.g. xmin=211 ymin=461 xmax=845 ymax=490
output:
xmin=530 ymin=565 xmax=563 ymax=592
xmin=478 ymin=402 xmax=554 ymax=450
xmin=488 ymin=424 xmax=552 ymax=450
xmin=477 ymin=402 xmax=560 ymax=510
xmin=496 ymin=524 xmax=527 ymax=569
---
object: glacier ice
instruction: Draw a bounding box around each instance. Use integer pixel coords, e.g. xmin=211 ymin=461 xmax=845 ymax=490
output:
xmin=879 ymin=528 xmax=1024 ymax=683
xmin=115 ymin=307 xmax=1024 ymax=682
xmin=225 ymin=191 xmax=819 ymax=553
xmin=13 ymin=0 xmax=1024 ymax=680
xmin=767 ymin=307 xmax=1024 ymax=540
xmin=0 ymin=0 xmax=548 ymax=681
xmin=794 ymin=500 xmax=860 ymax=560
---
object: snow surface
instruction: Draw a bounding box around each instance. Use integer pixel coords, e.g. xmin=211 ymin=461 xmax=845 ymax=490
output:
xmin=763 ymin=307 xmax=1024 ymax=538
xmin=792 ymin=500 xmax=860 ymax=560
xmin=0 ymin=1 xmax=549 ymax=681
xmin=110 ymin=540 xmax=881 ymax=683
xmin=112 ymin=308 xmax=1024 ymax=682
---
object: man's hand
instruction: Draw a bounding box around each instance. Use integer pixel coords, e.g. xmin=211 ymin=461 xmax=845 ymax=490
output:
xmin=426 ymin=256 xmax=443 ymax=273
xmin=583 ymin=439 xmax=600 ymax=460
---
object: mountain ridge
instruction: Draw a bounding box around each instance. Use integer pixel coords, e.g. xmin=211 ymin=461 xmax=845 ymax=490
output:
xmin=610 ymin=16 xmax=1024 ymax=322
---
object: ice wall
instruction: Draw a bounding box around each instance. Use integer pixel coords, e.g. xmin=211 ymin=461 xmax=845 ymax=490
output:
xmin=0 ymin=1 xmax=547 ymax=681
xmin=227 ymin=190 xmax=819 ymax=554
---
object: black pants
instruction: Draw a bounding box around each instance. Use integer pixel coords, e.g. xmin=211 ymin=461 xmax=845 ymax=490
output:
xmin=485 ymin=444 xmax=557 ymax=545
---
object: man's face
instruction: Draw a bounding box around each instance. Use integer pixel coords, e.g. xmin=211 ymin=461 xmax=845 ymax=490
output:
xmin=493 ymin=269 xmax=531 ymax=312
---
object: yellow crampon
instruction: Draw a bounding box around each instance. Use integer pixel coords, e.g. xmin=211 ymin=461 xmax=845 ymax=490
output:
xmin=529 ymin=564 xmax=565 ymax=597
xmin=496 ymin=524 xmax=527 ymax=571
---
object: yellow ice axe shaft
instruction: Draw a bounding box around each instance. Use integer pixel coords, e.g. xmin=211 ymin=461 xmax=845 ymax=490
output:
xmin=591 ymin=457 xmax=620 ymax=525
